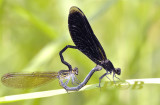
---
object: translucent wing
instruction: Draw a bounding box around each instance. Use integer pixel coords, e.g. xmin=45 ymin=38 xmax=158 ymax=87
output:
xmin=1 ymin=72 xmax=58 ymax=88
xmin=68 ymin=6 xmax=107 ymax=65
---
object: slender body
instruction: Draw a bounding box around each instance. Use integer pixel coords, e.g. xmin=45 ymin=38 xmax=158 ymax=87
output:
xmin=59 ymin=6 xmax=121 ymax=86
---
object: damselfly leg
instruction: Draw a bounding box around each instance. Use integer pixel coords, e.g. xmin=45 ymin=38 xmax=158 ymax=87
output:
xmin=98 ymin=71 xmax=111 ymax=87
xmin=58 ymin=67 xmax=80 ymax=87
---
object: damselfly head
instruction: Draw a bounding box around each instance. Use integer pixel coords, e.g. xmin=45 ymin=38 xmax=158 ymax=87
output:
xmin=115 ymin=68 xmax=121 ymax=75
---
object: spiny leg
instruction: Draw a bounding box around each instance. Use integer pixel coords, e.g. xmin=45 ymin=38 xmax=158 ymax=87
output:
xmin=113 ymin=73 xmax=120 ymax=84
xmin=114 ymin=75 xmax=120 ymax=80
xmin=98 ymin=71 xmax=112 ymax=87
xmin=71 ymin=79 xmax=78 ymax=86
xmin=98 ymin=73 xmax=108 ymax=88
xmin=72 ymin=76 xmax=81 ymax=85
xmin=105 ymin=75 xmax=111 ymax=81
xmin=105 ymin=71 xmax=111 ymax=81
xmin=59 ymin=45 xmax=77 ymax=71
xmin=71 ymin=75 xmax=81 ymax=86
xmin=74 ymin=76 xmax=81 ymax=84
xmin=64 ymin=78 xmax=70 ymax=86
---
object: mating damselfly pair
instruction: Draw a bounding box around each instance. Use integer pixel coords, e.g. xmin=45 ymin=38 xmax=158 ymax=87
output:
xmin=1 ymin=6 xmax=121 ymax=91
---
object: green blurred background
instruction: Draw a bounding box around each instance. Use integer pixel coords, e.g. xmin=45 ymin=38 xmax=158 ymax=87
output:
xmin=0 ymin=0 xmax=160 ymax=105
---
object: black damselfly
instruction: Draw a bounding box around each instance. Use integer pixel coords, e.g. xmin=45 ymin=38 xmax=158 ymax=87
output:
xmin=59 ymin=6 xmax=121 ymax=87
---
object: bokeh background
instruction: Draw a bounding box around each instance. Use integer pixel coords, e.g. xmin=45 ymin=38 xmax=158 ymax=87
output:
xmin=0 ymin=0 xmax=160 ymax=105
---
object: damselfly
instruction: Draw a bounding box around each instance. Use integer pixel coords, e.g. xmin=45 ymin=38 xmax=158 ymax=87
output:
xmin=59 ymin=6 xmax=121 ymax=87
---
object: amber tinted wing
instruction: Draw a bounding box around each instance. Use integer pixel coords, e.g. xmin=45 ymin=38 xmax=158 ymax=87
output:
xmin=1 ymin=72 xmax=58 ymax=88
xmin=68 ymin=6 xmax=107 ymax=65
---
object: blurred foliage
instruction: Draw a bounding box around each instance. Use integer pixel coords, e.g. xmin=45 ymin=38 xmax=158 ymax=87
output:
xmin=0 ymin=0 xmax=160 ymax=105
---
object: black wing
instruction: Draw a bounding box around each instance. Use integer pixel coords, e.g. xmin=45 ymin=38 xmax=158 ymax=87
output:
xmin=68 ymin=6 xmax=107 ymax=65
